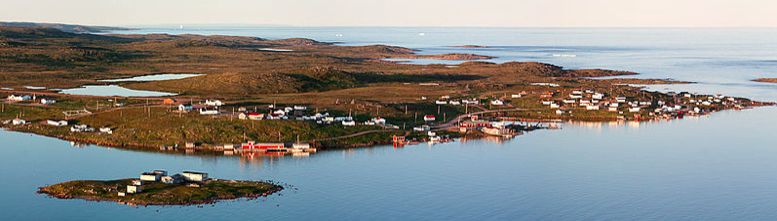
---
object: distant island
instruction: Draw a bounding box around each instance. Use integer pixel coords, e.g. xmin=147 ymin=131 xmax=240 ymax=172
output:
xmin=452 ymin=45 xmax=489 ymax=48
xmin=753 ymin=78 xmax=777 ymax=84
xmin=388 ymin=53 xmax=495 ymax=60
xmin=0 ymin=21 xmax=134 ymax=33
xmin=38 ymin=170 xmax=282 ymax=206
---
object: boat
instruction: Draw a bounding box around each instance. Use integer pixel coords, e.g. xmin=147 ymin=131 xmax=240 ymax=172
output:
xmin=481 ymin=126 xmax=513 ymax=138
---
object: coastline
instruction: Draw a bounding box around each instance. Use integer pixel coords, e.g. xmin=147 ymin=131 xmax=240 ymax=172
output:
xmin=37 ymin=178 xmax=283 ymax=207
xmin=5 ymin=103 xmax=772 ymax=155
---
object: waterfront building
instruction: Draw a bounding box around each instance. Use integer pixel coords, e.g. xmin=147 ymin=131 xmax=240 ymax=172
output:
xmin=127 ymin=185 xmax=142 ymax=194
xmin=46 ymin=119 xmax=68 ymax=127
xmin=140 ymin=172 xmax=163 ymax=182
xmin=182 ymin=171 xmax=209 ymax=182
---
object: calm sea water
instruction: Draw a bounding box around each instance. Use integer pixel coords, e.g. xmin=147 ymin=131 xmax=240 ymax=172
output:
xmin=1 ymin=27 xmax=776 ymax=220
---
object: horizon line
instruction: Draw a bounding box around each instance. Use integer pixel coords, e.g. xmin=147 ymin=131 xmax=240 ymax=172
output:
xmin=3 ymin=20 xmax=777 ymax=29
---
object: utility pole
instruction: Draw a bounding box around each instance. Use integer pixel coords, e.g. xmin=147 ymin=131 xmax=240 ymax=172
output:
xmin=437 ymin=105 xmax=440 ymax=114
xmin=405 ymin=105 xmax=408 ymax=115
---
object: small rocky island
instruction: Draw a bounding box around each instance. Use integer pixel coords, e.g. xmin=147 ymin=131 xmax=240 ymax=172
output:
xmin=38 ymin=170 xmax=282 ymax=206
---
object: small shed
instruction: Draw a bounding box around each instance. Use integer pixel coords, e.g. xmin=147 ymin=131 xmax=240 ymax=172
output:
xmin=47 ymin=119 xmax=68 ymax=127
xmin=127 ymin=185 xmax=142 ymax=194
xmin=140 ymin=172 xmax=162 ymax=182
xmin=182 ymin=171 xmax=209 ymax=182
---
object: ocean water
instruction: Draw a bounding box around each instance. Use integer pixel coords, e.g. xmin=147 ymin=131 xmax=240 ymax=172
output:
xmin=2 ymin=107 xmax=777 ymax=220
xmin=0 ymin=27 xmax=775 ymax=220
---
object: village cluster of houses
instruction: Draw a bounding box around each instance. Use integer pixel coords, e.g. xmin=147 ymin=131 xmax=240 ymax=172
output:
xmin=6 ymin=94 xmax=57 ymax=104
xmin=526 ymin=89 xmax=740 ymax=117
xmin=119 ymin=170 xmax=209 ymax=196
xmin=530 ymin=90 xmax=647 ymax=115
xmin=433 ymin=94 xmax=516 ymax=107
xmin=69 ymin=124 xmax=112 ymax=134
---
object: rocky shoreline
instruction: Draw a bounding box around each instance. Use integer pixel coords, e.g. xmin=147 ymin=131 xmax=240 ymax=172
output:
xmin=37 ymin=179 xmax=283 ymax=207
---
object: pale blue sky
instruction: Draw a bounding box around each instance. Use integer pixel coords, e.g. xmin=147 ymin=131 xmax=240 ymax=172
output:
xmin=1 ymin=0 xmax=775 ymax=27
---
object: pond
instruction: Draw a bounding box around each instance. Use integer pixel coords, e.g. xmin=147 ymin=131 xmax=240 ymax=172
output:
xmin=98 ymin=74 xmax=203 ymax=82
xmin=58 ymin=85 xmax=176 ymax=97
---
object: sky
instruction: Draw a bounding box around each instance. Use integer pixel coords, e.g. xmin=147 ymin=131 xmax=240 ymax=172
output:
xmin=1 ymin=0 xmax=776 ymax=27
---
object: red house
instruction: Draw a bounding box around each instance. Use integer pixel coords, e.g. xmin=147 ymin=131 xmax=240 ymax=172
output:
xmin=423 ymin=115 xmax=436 ymax=121
xmin=241 ymin=141 xmax=285 ymax=150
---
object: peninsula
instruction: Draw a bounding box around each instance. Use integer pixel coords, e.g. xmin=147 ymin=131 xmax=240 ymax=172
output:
xmin=0 ymin=24 xmax=771 ymax=154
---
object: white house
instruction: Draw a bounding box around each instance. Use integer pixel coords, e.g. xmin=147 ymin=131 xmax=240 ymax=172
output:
xmin=161 ymin=174 xmax=185 ymax=184
xmin=178 ymin=104 xmax=193 ymax=111
xmin=555 ymin=109 xmax=565 ymax=115
xmin=449 ymin=100 xmax=461 ymax=106
xmin=99 ymin=127 xmax=113 ymax=134
xmin=342 ymin=120 xmax=355 ymax=126
xmin=70 ymin=124 xmax=94 ymax=132
xmin=47 ymin=119 xmax=68 ymax=127
xmin=616 ymin=97 xmax=627 ymax=103
xmin=413 ymin=125 xmax=430 ymax=131
xmin=592 ymin=93 xmax=604 ymax=100
xmin=372 ymin=117 xmax=386 ymax=124
xmin=435 ymin=100 xmax=447 ymax=105
xmin=491 ymin=100 xmax=504 ymax=106
xmin=272 ymin=109 xmax=286 ymax=115
xmin=127 ymin=185 xmax=142 ymax=194
xmin=586 ymin=105 xmax=600 ymax=110
xmin=629 ymin=107 xmax=641 ymax=112
xmin=12 ymin=118 xmax=26 ymax=125
xmin=511 ymin=94 xmax=522 ymax=98
xmin=140 ymin=172 xmax=163 ymax=182
xmin=199 ymin=108 xmax=219 ymax=115
xmin=40 ymin=98 xmax=57 ymax=104
xmin=204 ymin=99 xmax=223 ymax=107
xmin=549 ymin=103 xmax=560 ymax=109
xmin=182 ymin=171 xmax=209 ymax=182
xmin=7 ymin=95 xmax=31 ymax=101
